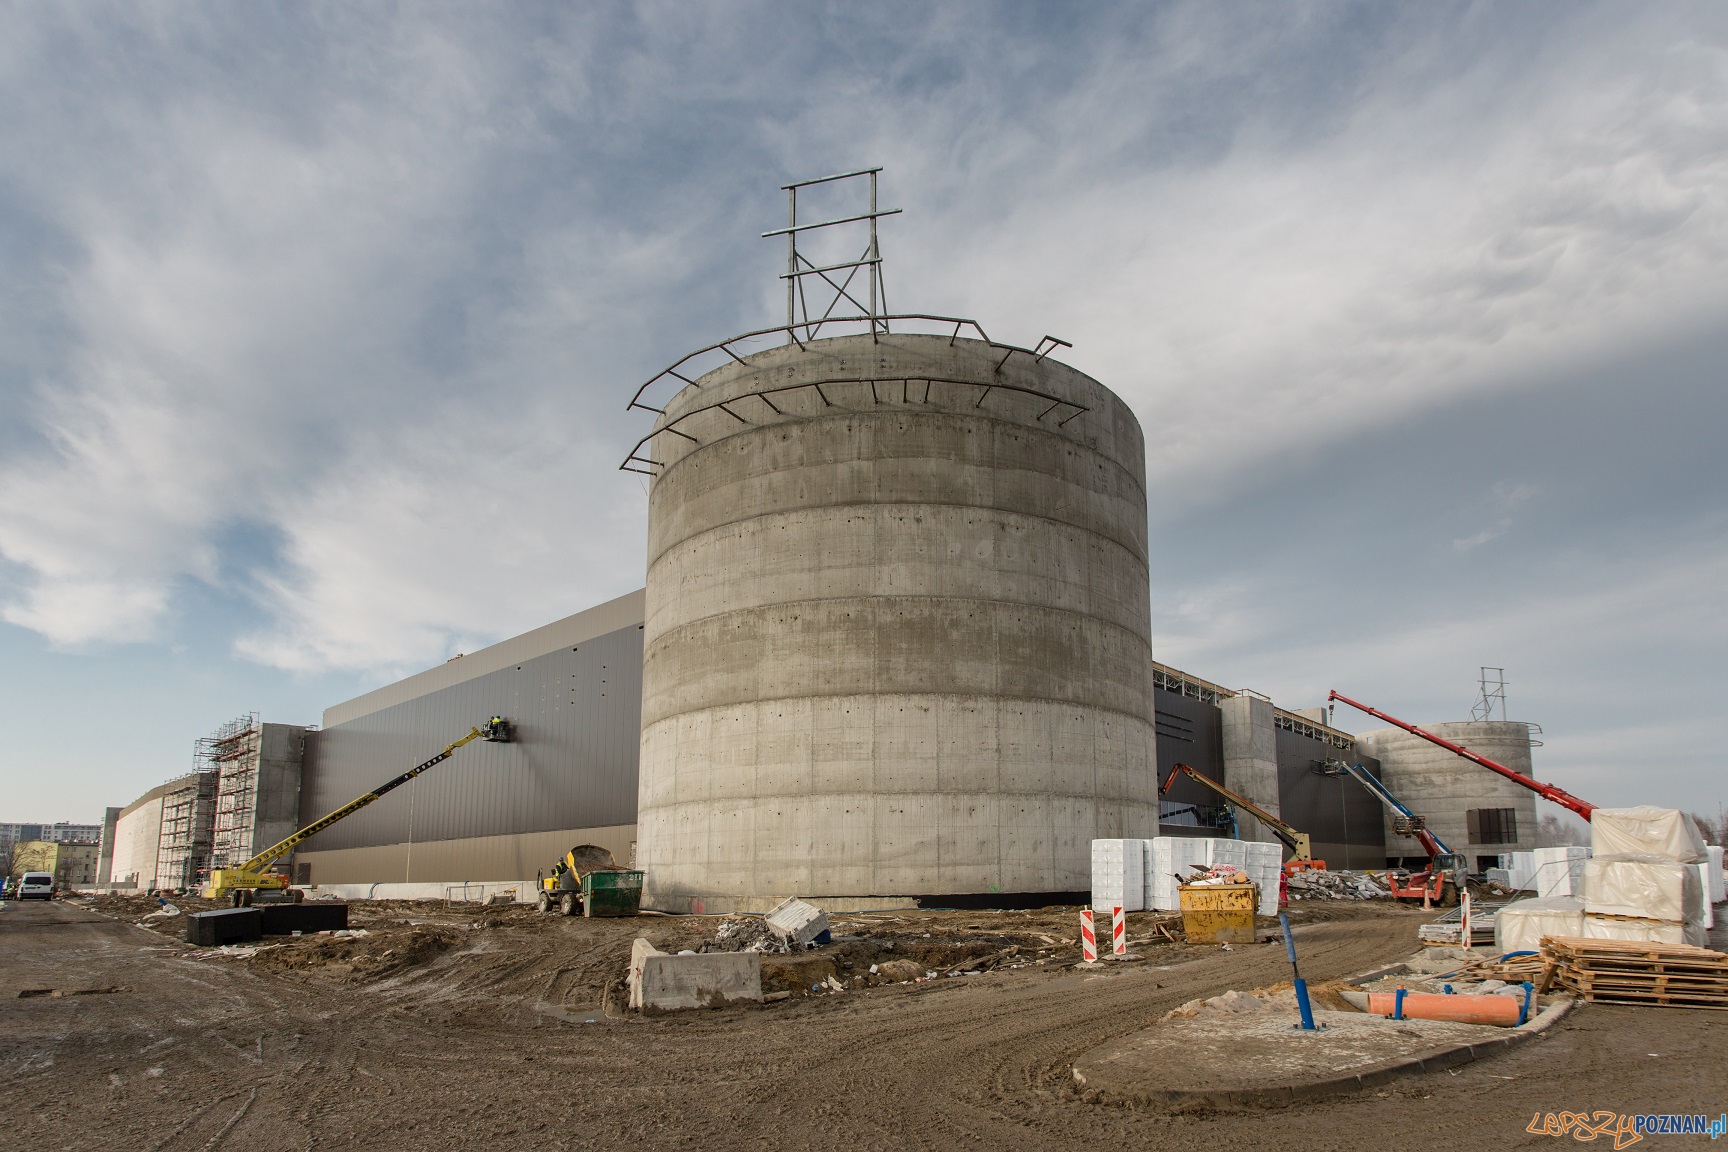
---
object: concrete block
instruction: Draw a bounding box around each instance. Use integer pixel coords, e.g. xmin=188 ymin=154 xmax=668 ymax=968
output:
xmin=258 ymin=903 xmax=348 ymax=935
xmin=186 ymin=908 xmax=262 ymax=947
xmin=628 ymin=938 xmax=763 ymax=1011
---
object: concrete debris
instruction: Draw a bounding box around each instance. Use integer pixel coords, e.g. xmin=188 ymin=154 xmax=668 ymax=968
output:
xmin=1284 ymin=870 xmax=1390 ymax=900
xmin=764 ymin=897 xmax=831 ymax=948
xmin=1177 ymin=865 xmax=1253 ymax=887
xmin=701 ymin=917 xmax=792 ymax=954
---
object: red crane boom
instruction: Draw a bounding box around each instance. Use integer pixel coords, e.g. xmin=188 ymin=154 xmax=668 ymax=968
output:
xmin=1327 ymin=690 xmax=1597 ymax=821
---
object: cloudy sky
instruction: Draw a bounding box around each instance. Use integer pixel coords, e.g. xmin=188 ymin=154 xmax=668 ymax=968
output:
xmin=3 ymin=2 xmax=1725 ymax=825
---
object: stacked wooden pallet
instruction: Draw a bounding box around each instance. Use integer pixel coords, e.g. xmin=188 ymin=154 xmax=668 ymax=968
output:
xmin=1539 ymin=936 xmax=1728 ymax=1010
xmin=1447 ymin=951 xmax=1546 ymax=985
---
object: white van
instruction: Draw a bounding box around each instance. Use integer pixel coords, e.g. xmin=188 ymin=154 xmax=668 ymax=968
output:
xmin=16 ymin=872 xmax=55 ymax=900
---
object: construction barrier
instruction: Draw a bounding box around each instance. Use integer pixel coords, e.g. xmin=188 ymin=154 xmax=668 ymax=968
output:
xmin=1112 ymin=906 xmax=1126 ymax=956
xmin=1080 ymin=909 xmax=1097 ymax=963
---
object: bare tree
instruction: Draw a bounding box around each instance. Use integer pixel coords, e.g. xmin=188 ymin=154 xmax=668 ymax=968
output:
xmin=1535 ymin=812 xmax=1591 ymax=847
xmin=1688 ymin=811 xmax=1724 ymax=846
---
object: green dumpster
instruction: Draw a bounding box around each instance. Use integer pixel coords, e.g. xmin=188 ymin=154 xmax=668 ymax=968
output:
xmin=581 ymin=869 xmax=644 ymax=917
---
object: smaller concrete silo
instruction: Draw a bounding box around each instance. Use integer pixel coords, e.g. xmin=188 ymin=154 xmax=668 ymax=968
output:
xmin=1352 ymin=721 xmax=1538 ymax=868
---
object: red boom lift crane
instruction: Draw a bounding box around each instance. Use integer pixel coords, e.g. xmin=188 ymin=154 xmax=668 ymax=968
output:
xmin=1322 ymin=691 xmax=1599 ymax=907
xmin=1326 ymin=691 xmax=1597 ymax=821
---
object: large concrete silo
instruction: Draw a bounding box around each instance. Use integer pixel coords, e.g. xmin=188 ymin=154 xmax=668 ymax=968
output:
xmin=1352 ymin=721 xmax=1539 ymax=868
xmin=634 ymin=331 xmax=1155 ymax=911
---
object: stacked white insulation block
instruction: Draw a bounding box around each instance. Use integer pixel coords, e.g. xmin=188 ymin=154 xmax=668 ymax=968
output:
xmin=1145 ymin=837 xmax=1210 ymax=911
xmin=1582 ymin=916 xmax=1699 ymax=947
xmin=1090 ymin=839 xmax=1146 ymax=913
xmin=1497 ymin=851 xmax=1537 ymax=891
xmin=1529 ymin=846 xmax=1590 ymax=897
xmin=1582 ymin=855 xmax=1703 ymax=922
xmin=1494 ymin=896 xmax=1585 ymax=954
xmin=1591 ymin=807 xmax=1708 ymax=861
xmin=1580 ymin=807 xmax=1710 ymax=947
xmin=1708 ymin=845 xmax=1726 ymax=905
xmin=1242 ymin=841 xmax=1284 ymax=917
xmin=1139 ymin=837 xmax=1281 ymax=916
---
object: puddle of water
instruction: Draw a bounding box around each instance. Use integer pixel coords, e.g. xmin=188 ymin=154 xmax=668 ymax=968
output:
xmin=532 ymin=1001 xmax=604 ymax=1024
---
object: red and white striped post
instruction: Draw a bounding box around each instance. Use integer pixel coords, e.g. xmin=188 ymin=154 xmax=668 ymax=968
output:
xmin=1112 ymin=906 xmax=1127 ymax=957
xmin=1080 ymin=909 xmax=1098 ymax=963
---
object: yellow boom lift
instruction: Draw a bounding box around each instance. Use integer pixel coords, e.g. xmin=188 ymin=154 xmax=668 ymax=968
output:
xmin=204 ymin=717 xmax=511 ymax=905
xmin=1159 ymin=762 xmax=1326 ymax=873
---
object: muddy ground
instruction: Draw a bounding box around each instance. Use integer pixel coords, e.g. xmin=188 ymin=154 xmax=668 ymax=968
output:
xmin=3 ymin=896 xmax=1722 ymax=1151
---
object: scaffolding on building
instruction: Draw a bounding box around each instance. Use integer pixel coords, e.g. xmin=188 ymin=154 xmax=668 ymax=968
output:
xmin=154 ymin=772 xmax=216 ymax=891
xmin=205 ymin=714 xmax=262 ymax=871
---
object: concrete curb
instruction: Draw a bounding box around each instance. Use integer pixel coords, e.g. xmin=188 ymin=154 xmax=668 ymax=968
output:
xmin=1072 ymin=996 xmax=1577 ymax=1110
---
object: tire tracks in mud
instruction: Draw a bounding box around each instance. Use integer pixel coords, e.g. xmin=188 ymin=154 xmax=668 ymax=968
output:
xmin=12 ymin=899 xmax=1455 ymax=1151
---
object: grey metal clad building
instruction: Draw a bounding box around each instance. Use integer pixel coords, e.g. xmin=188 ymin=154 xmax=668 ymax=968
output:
xmin=1152 ymin=664 xmax=1389 ymax=869
xmin=294 ymin=590 xmax=646 ymax=885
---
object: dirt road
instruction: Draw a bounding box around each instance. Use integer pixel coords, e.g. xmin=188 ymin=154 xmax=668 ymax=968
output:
xmin=3 ymin=898 xmax=1720 ymax=1151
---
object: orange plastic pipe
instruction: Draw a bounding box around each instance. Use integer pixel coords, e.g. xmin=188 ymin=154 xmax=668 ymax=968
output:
xmin=1365 ymin=991 xmax=1521 ymax=1026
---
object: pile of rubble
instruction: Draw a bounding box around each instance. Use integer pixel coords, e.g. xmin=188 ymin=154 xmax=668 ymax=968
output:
xmin=698 ymin=917 xmax=791 ymax=954
xmin=1175 ymin=864 xmax=1256 ymax=888
xmin=1284 ymin=870 xmax=1390 ymax=901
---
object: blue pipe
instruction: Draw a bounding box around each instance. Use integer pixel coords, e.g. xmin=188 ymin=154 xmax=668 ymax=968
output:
xmin=1279 ymin=914 xmax=1317 ymax=1030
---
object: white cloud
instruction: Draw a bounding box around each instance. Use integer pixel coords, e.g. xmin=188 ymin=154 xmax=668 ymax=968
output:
xmin=890 ymin=11 xmax=1728 ymax=491
xmin=1 ymin=2 xmax=1725 ymax=695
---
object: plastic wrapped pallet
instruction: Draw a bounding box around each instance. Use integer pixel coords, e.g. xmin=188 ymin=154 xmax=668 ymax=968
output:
xmin=1091 ymin=839 xmax=1146 ymax=912
xmin=1146 ymin=836 xmax=1210 ymax=911
xmin=1583 ymin=853 xmax=1704 ymax=923
xmin=1530 ymin=846 xmax=1590 ymax=897
xmin=1709 ymin=846 xmax=1726 ymax=905
xmin=1582 ymin=914 xmax=1707 ymax=949
xmin=1494 ymin=896 xmax=1585 ymax=954
xmin=1590 ymin=806 xmax=1707 ymax=863
xmin=1695 ymin=865 xmax=1716 ymax=929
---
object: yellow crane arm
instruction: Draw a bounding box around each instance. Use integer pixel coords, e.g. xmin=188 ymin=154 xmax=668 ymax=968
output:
xmin=239 ymin=727 xmax=485 ymax=875
xmin=1159 ymin=762 xmax=1313 ymax=862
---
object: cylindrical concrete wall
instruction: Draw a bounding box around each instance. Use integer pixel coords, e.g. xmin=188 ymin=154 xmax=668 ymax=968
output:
xmin=1353 ymin=721 xmax=1539 ymax=865
xmin=636 ymin=332 xmax=1155 ymax=910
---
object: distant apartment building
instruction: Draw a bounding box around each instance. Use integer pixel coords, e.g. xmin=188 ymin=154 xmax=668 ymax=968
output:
xmin=9 ymin=840 xmax=100 ymax=886
xmin=0 ymin=821 xmax=101 ymax=846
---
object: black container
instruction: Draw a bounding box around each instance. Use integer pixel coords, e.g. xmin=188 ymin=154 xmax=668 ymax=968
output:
xmin=258 ymin=903 xmax=349 ymax=936
xmin=185 ymin=907 xmax=263 ymax=947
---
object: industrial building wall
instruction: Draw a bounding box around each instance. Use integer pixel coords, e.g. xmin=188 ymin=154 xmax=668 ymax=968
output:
xmin=1273 ymin=731 xmax=1387 ymax=869
xmin=254 ymin=724 xmax=307 ymax=857
xmin=97 ymin=806 xmax=120 ymax=884
xmin=297 ymin=614 xmax=645 ymax=884
xmin=297 ymin=824 xmax=637 ymax=890
xmin=110 ymin=790 xmax=170 ymax=888
xmin=1153 ymin=687 xmax=1226 ymax=832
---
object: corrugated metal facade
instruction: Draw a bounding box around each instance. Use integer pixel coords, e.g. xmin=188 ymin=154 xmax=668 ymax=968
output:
xmin=299 ymin=621 xmax=644 ymax=852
